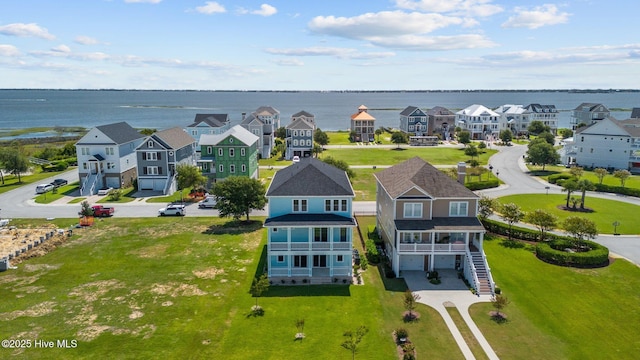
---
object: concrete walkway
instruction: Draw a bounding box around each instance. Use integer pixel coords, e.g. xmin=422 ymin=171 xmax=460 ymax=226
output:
xmin=403 ymin=270 xmax=499 ymax=360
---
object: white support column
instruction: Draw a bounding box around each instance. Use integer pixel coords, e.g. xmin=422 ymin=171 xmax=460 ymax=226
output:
xmin=287 ymin=227 xmax=291 ymax=250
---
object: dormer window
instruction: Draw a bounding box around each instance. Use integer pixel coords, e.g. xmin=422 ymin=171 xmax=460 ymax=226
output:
xmin=148 ymin=141 xmax=153 ymax=148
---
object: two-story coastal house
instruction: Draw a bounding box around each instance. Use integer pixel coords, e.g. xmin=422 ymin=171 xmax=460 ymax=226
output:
xmin=265 ymin=158 xmax=356 ymax=284
xmin=374 ymin=157 xmax=494 ymax=295
xmin=570 ymin=103 xmax=610 ymax=130
xmin=76 ymin=122 xmax=146 ymax=196
xmin=456 ymin=104 xmax=500 ymax=140
xmin=524 ymin=104 xmax=558 ymax=135
xmin=185 ymin=114 xmax=231 ymax=141
xmin=399 ymin=106 xmax=428 ymax=135
xmin=350 ymin=105 xmax=375 ymax=142
xmin=285 ymin=115 xmax=315 ymax=160
xmin=240 ymin=106 xmax=280 ymax=158
xmin=494 ymin=104 xmax=527 ymax=136
xmin=561 ymin=117 xmax=640 ymax=173
xmin=427 ymin=106 xmax=454 ymax=140
xmin=198 ymin=125 xmax=260 ymax=184
xmin=136 ymin=127 xmax=197 ymax=194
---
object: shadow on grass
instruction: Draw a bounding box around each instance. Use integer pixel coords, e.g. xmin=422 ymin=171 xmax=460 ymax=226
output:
xmin=490 ymin=314 xmax=508 ymax=324
xmin=499 ymin=239 xmax=526 ymax=249
xmin=264 ymin=285 xmax=351 ymax=297
xmin=377 ymin=264 xmax=408 ymax=292
xmin=403 ymin=313 xmax=420 ymax=324
xmin=251 ymin=245 xmax=268 ymax=282
xmin=528 ymin=170 xmax=560 ymax=176
xmin=391 ymin=147 xmax=406 ymax=151
xmin=203 ymin=219 xmax=263 ymax=235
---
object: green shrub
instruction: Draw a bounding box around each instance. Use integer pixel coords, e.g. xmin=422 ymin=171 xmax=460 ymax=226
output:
xmin=395 ymin=328 xmax=408 ymax=340
xmin=548 ymin=173 xmax=575 ymax=184
xmin=481 ymin=218 xmax=544 ymax=242
xmin=365 ymin=239 xmax=380 ymax=264
xmin=466 ymin=179 xmax=499 ymax=191
xmin=359 ymin=256 xmax=369 ymax=270
xmin=594 ymin=183 xmax=640 ymax=198
xmin=536 ymin=239 xmax=609 ymax=267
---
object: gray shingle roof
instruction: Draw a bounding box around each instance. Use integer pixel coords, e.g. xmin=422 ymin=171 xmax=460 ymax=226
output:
xmin=286 ymin=118 xmax=314 ymax=130
xmin=188 ymin=114 xmax=229 ymax=128
xmin=292 ymin=110 xmax=314 ymax=118
xmin=94 ymin=121 xmax=144 ymax=144
xmin=266 ymin=158 xmax=354 ymax=197
xmin=153 ymin=127 xmax=195 ymax=149
xmin=427 ymin=106 xmax=454 ymax=116
xmin=630 ymin=108 xmax=640 ymax=119
xmin=400 ymin=106 xmax=419 ymax=116
xmin=374 ymin=157 xmax=477 ymax=199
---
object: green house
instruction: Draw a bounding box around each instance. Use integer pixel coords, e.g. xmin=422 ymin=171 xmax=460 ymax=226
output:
xmin=197 ymin=125 xmax=260 ymax=183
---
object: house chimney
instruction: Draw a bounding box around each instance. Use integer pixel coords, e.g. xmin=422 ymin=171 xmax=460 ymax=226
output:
xmin=457 ymin=162 xmax=466 ymax=185
xmin=241 ymin=112 xmax=246 ymax=121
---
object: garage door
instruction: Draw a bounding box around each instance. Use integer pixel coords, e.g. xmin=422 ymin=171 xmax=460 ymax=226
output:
xmin=433 ymin=255 xmax=455 ymax=269
xmin=138 ymin=178 xmax=154 ymax=190
xmin=399 ymin=255 xmax=423 ymax=271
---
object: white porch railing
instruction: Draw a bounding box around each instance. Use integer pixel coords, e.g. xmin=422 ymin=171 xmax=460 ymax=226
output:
xmin=398 ymin=243 xmax=466 ymax=253
xmin=481 ymin=250 xmax=496 ymax=295
xmin=269 ymin=242 xmax=352 ymax=251
xmin=332 ymin=267 xmax=351 ymax=276
xmin=270 ymin=268 xmax=288 ymax=276
xmin=465 ymin=249 xmax=480 ymax=294
xmin=291 ymin=268 xmax=310 ymax=276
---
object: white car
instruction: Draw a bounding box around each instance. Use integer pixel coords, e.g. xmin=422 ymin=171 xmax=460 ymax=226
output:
xmin=97 ymin=187 xmax=114 ymax=195
xmin=36 ymin=183 xmax=54 ymax=194
xmin=198 ymin=196 xmax=217 ymax=209
xmin=292 ymin=155 xmax=300 ymax=163
xmin=158 ymin=204 xmax=186 ymax=216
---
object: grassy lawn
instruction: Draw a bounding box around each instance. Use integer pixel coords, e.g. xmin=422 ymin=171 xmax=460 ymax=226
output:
xmin=446 ymin=307 xmax=489 ymax=360
xmin=471 ymin=237 xmax=640 ymax=359
xmin=34 ymin=182 xmax=79 ymax=204
xmin=317 ymin=147 xmax=496 ymax=166
xmin=496 ymin=194 xmax=640 ymax=234
xmin=0 ymin=217 xmax=462 ymax=359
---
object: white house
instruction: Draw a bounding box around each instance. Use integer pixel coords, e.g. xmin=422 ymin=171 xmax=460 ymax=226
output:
xmin=456 ymin=104 xmax=500 ymax=140
xmin=75 ymin=122 xmax=145 ymax=196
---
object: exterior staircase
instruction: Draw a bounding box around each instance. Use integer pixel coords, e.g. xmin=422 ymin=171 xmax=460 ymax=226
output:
xmin=471 ymin=252 xmax=493 ymax=296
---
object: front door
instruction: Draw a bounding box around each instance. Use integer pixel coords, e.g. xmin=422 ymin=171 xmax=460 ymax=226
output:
xmin=313 ymin=255 xmax=327 ymax=267
xmin=423 ymin=255 xmax=430 ymax=271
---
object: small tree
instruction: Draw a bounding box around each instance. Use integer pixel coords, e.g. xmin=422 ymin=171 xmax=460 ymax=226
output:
xmin=563 ymin=216 xmax=598 ymax=248
xmin=464 ymin=144 xmax=479 ymax=161
xmin=613 ymin=169 xmax=631 ymax=187
xmin=527 ymin=120 xmax=550 ymax=135
xmin=500 ymin=203 xmax=524 ymax=240
xmin=321 ymin=156 xmax=355 ymax=179
xmin=374 ymin=128 xmax=383 ymax=142
xmin=176 ymin=164 xmax=207 ymax=194
xmin=295 ymin=318 xmax=305 ymax=340
xmin=537 ymin=131 xmax=556 ymax=145
xmin=526 ymin=140 xmax=560 ymax=170
xmin=559 ymin=128 xmax=573 ymax=139
xmin=478 ymin=141 xmax=487 ymax=153
xmin=1 ymin=149 xmax=29 ymax=183
xmin=499 ymin=129 xmax=513 ymax=145
xmin=478 ymin=196 xmax=496 ymax=220
xmin=212 ymin=176 xmax=267 ymax=221
xmin=391 ymin=131 xmax=408 ymax=148
xmin=312 ymin=143 xmax=323 ymax=157
xmin=524 ymin=209 xmax=557 ymax=241
xmin=561 ymin=179 xmax=579 ymax=208
xmin=79 ymin=200 xmax=94 ymax=217
xmin=250 ymin=273 xmax=269 ymax=315
xmin=457 ymin=131 xmax=471 ymax=147
xmin=314 ymin=128 xmax=329 ymax=148
xmin=593 ymin=168 xmax=608 ymax=184
xmin=491 ymin=294 xmax=510 ymax=319
xmin=341 ymin=325 xmax=368 ymax=360
xmin=403 ymin=290 xmax=421 ymax=321
xmin=275 ymin=126 xmax=287 ymax=139
xmin=568 ymin=166 xmax=584 ymax=180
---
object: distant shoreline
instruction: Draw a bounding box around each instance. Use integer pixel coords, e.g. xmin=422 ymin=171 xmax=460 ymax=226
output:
xmin=1 ymin=88 xmax=639 ymax=93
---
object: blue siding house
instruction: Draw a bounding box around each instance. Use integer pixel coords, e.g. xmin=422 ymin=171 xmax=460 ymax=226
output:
xmin=265 ymin=159 xmax=356 ymax=284
xmin=399 ymin=106 xmax=428 ymax=135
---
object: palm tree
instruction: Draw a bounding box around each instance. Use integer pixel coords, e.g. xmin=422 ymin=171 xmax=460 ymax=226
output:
xmin=576 ymin=179 xmax=595 ymax=209
xmin=561 ymin=179 xmax=579 ymax=209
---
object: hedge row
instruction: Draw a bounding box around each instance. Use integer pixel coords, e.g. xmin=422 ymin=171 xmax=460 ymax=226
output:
xmin=365 ymin=239 xmax=380 ymax=264
xmin=42 ymin=160 xmax=69 ymax=172
xmin=594 ymin=183 xmax=640 ymax=198
xmin=481 ymin=218 xmax=552 ymax=242
xmin=465 ymin=179 xmax=500 ymax=191
xmin=547 ymin=173 xmax=574 ymax=184
xmin=536 ymin=239 xmax=609 ymax=267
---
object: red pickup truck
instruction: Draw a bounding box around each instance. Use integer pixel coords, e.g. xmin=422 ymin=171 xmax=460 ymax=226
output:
xmin=91 ymin=205 xmax=115 ymax=217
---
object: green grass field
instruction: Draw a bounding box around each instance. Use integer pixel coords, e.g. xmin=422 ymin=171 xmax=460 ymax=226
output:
xmin=0 ymin=169 xmax=72 ymax=195
xmin=471 ymin=237 xmax=640 ymax=359
xmin=317 ymin=147 xmax=496 ymax=166
xmin=528 ymin=165 xmax=640 ymax=190
xmin=496 ymin=194 xmax=640 ymax=234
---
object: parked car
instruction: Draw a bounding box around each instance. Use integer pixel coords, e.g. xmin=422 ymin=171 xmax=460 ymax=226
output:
xmin=97 ymin=187 xmax=113 ymax=195
xmin=198 ymin=196 xmax=217 ymax=209
xmin=50 ymin=178 xmax=68 ymax=188
xmin=35 ymin=183 xmax=54 ymax=194
xmin=292 ymin=155 xmax=300 ymax=163
xmin=91 ymin=205 xmax=115 ymax=217
xmin=158 ymin=204 xmax=186 ymax=216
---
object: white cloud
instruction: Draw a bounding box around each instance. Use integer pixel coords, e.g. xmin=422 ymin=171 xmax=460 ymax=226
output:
xmin=51 ymin=45 xmax=71 ymax=54
xmin=0 ymin=44 xmax=21 ymax=57
xmin=368 ymin=34 xmax=496 ymax=50
xmin=309 ymin=11 xmax=465 ymax=38
xmin=502 ymin=4 xmax=570 ymax=29
xmin=272 ymin=58 xmax=304 ymax=66
xmin=75 ymin=36 xmax=100 ymax=45
xmin=124 ymin=0 xmax=162 ymax=3
xmin=265 ymin=46 xmax=395 ymax=60
xmin=0 ymin=23 xmax=55 ymax=40
xmin=395 ymin=0 xmax=503 ymax=17
xmin=196 ymin=1 xmax=226 ymax=15
xmin=252 ymin=4 xmax=277 ymax=17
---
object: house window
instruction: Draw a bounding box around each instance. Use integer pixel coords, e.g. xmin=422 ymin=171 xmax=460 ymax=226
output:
xmin=218 ymin=148 xmax=223 ymax=156
xmin=145 ymin=166 xmax=159 ymax=175
xmin=273 ymin=228 xmax=278 ymax=232
xmin=145 ymin=152 xmax=158 ymax=161
xmin=293 ymin=139 xmax=298 ymax=146
xmin=293 ymin=199 xmax=307 ymax=212
xmin=148 ymin=141 xmax=153 ymax=148
xmin=306 ymin=130 xmax=311 ymax=137
xmin=337 ymin=255 xmax=344 ymax=262
xmin=313 ymin=255 xmax=327 ymax=267
xmin=340 ymin=228 xmax=348 ymax=242
xmin=218 ymin=164 xmax=224 ymax=173
xmin=314 ymin=228 xmax=328 ymax=242
xmin=105 ymin=147 xmax=114 ymax=156
xmin=341 ymin=200 xmax=347 ymax=211
xmin=293 ymin=255 xmax=307 ymax=268
xmin=277 ymin=255 xmax=284 ymax=263
xmin=207 ymin=146 xmax=212 ymax=155
xmin=325 ymin=199 xmax=331 ymax=211
xmin=241 ymin=148 xmax=245 ymax=156
xmin=83 ymin=163 xmax=88 ymax=170
xmin=191 ymin=130 xmax=197 ymax=136
xmin=306 ymin=140 xmax=312 ymax=146
xmin=107 ymin=162 xmax=115 ymax=170
xmin=293 ymin=130 xmax=298 ymax=137
xmin=449 ymin=202 xmax=468 ymax=216
xmin=230 ymin=164 xmax=235 ymax=173
xmin=229 ymin=148 xmax=235 ymax=157
xmin=409 ymin=125 xmax=415 ymax=131
xmin=241 ymin=164 xmax=246 ymax=172
xmin=403 ymin=203 xmax=422 ymax=218
xmin=333 ymin=200 xmax=339 ymax=211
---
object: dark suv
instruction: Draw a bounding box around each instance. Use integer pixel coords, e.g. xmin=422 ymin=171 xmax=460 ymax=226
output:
xmin=50 ymin=179 xmax=68 ymax=188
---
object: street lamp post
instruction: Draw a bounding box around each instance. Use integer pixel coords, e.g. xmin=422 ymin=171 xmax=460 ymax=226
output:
xmin=613 ymin=221 xmax=620 ymax=236
xmin=545 ymin=186 xmax=550 ymax=195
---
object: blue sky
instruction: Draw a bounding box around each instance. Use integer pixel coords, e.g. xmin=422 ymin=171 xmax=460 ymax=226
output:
xmin=1 ymin=0 xmax=639 ymax=90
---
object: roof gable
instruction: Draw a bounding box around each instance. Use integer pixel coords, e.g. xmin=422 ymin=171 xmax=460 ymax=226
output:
xmin=187 ymin=114 xmax=229 ymax=128
xmin=199 ymin=125 xmax=259 ymax=146
xmin=153 ymin=127 xmax=195 ymax=149
xmin=457 ymin=104 xmax=499 ymax=117
xmin=374 ymin=157 xmax=477 ymax=199
xmin=266 ymin=158 xmax=354 ymax=197
xmin=286 ymin=118 xmax=314 ymax=130
xmin=95 ymin=121 xmax=144 ymax=144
